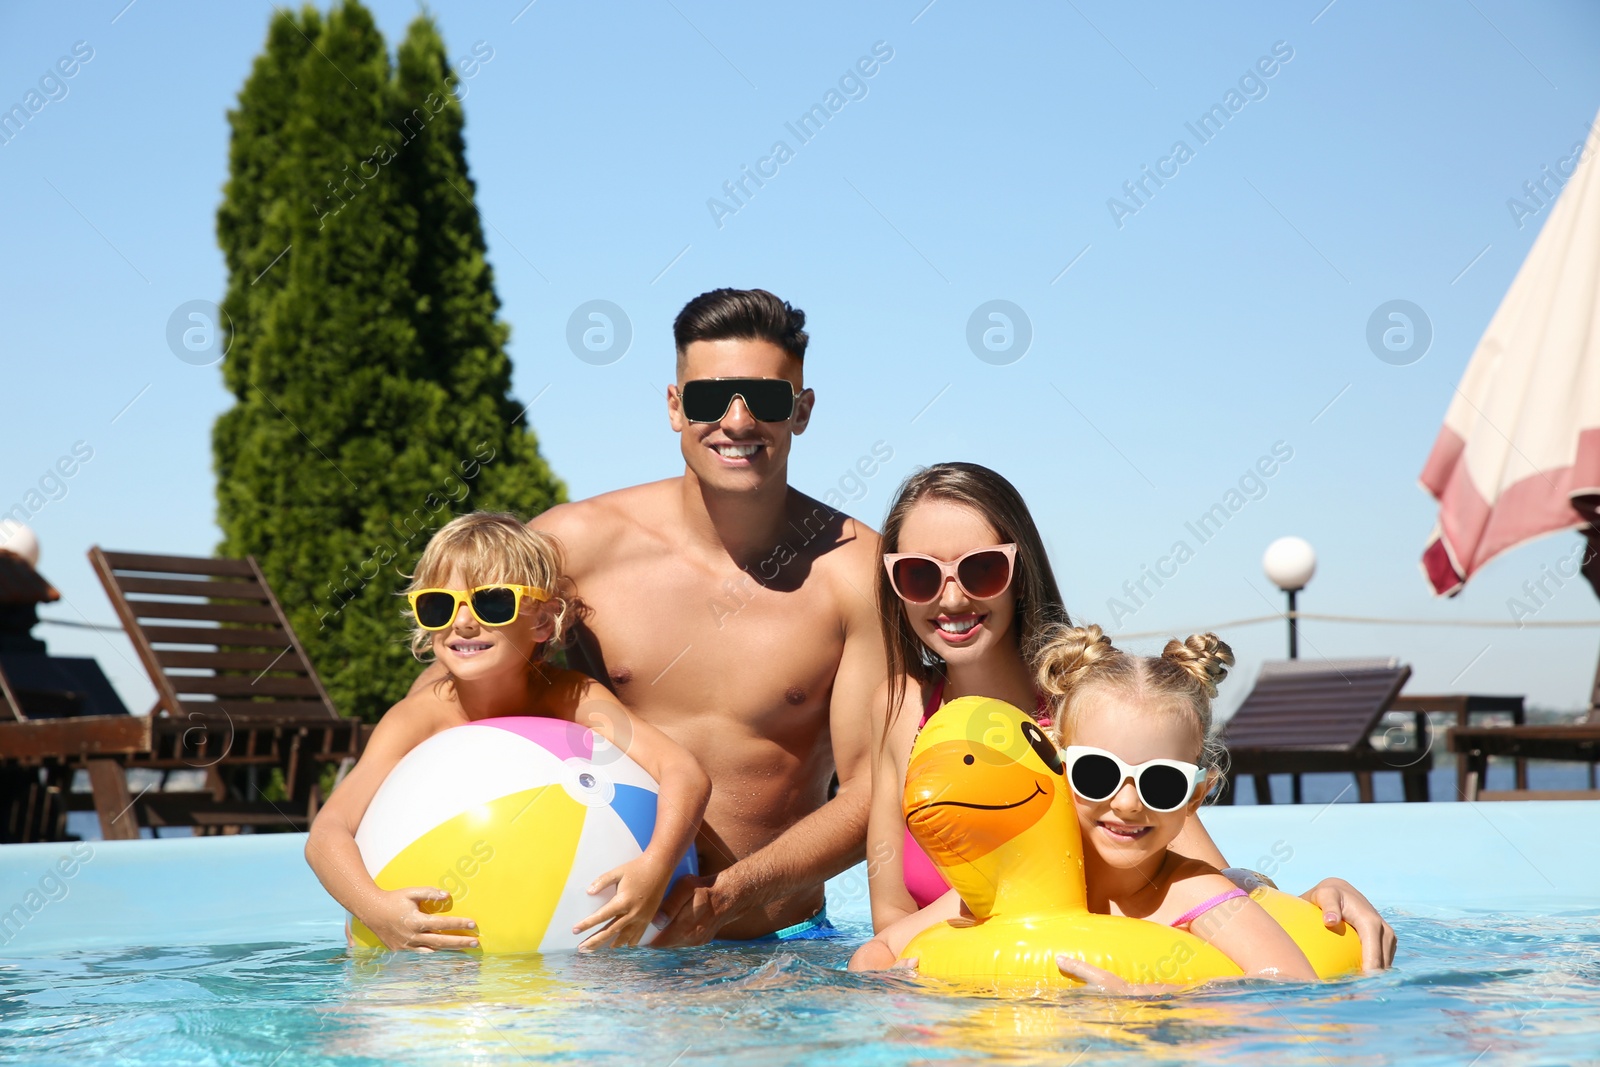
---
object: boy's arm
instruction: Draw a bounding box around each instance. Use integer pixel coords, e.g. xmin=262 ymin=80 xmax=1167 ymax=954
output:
xmin=304 ymin=697 xmax=478 ymax=951
xmin=567 ymin=680 xmax=710 ymax=948
xmin=576 ymin=680 xmax=711 ymax=872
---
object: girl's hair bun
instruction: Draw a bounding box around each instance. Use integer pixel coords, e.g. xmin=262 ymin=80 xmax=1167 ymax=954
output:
xmin=1160 ymin=632 xmax=1235 ymax=699
xmin=1036 ymin=623 xmax=1118 ymax=699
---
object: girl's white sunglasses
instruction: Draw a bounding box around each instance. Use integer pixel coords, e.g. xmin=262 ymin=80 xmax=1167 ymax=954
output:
xmin=1063 ymin=745 xmax=1209 ymax=813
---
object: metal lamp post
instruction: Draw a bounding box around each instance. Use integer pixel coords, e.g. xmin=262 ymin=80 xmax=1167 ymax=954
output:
xmin=1263 ymin=537 xmax=1316 ymax=660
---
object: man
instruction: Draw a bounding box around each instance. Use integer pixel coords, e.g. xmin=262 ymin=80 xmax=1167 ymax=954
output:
xmin=410 ymin=287 xmax=1397 ymax=962
xmin=530 ymin=289 xmax=880 ymax=943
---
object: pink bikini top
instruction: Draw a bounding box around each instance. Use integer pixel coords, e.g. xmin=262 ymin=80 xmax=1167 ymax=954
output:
xmin=900 ymin=680 xmax=1053 ymax=909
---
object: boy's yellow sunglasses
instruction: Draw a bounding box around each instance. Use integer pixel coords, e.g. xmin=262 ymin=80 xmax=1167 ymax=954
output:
xmin=406 ymin=584 xmax=549 ymax=631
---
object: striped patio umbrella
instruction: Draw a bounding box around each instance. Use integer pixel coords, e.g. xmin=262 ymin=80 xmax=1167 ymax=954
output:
xmin=1420 ymin=108 xmax=1600 ymax=595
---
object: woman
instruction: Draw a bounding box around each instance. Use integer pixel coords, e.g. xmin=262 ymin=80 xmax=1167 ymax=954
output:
xmin=862 ymin=463 xmax=1397 ymax=969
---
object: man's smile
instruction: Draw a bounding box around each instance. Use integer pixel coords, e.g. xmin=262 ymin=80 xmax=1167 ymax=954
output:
xmin=710 ymin=441 xmax=764 ymax=463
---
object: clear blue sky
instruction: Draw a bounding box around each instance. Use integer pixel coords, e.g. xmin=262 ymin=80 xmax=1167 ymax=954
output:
xmin=4 ymin=0 xmax=1599 ymax=719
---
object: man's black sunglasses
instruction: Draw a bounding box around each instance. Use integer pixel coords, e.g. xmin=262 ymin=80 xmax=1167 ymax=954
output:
xmin=680 ymin=378 xmax=801 ymax=424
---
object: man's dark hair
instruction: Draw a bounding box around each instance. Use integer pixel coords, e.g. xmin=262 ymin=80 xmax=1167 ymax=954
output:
xmin=674 ymin=288 xmax=808 ymax=367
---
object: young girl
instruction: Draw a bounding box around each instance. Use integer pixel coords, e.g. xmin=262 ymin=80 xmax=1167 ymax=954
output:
xmin=306 ymin=512 xmax=711 ymax=952
xmin=1042 ymin=624 xmax=1317 ymax=985
xmin=856 ymin=624 xmax=1318 ymax=985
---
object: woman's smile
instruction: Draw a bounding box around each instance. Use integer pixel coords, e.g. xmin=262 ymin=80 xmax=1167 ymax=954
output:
xmin=931 ymin=612 xmax=986 ymax=644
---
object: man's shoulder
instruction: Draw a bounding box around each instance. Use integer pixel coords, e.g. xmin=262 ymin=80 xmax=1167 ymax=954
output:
xmin=786 ymin=488 xmax=882 ymax=613
xmin=789 ymin=488 xmax=882 ymax=563
xmin=531 ymin=480 xmax=678 ymax=562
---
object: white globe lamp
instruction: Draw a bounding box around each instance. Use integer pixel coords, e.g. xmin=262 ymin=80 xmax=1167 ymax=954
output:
xmin=1263 ymin=536 xmax=1316 ymax=592
xmin=1262 ymin=537 xmax=1315 ymax=659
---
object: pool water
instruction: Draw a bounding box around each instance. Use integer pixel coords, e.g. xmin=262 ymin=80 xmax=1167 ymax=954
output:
xmin=4 ymin=804 xmax=1599 ymax=1066
xmin=4 ymin=909 xmax=1599 ymax=1066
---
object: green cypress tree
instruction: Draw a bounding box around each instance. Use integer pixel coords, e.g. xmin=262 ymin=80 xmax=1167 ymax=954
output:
xmin=390 ymin=18 xmax=564 ymax=526
xmin=215 ymin=6 xmax=318 ymax=413
xmin=213 ymin=3 xmax=565 ymax=721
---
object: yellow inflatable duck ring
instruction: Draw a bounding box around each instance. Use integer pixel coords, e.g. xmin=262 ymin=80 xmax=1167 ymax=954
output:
xmin=898 ymin=696 xmax=1361 ymax=990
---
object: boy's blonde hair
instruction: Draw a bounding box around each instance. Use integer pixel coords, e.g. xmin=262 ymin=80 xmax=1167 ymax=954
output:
xmin=404 ymin=512 xmax=572 ymax=662
xmin=1035 ymin=623 xmax=1234 ymax=799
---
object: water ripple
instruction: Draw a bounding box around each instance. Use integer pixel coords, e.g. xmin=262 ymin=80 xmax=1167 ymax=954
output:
xmin=1 ymin=911 xmax=1597 ymax=1066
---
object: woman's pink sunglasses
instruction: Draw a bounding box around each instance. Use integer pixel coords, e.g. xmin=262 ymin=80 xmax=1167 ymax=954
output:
xmin=882 ymin=544 xmax=1018 ymax=604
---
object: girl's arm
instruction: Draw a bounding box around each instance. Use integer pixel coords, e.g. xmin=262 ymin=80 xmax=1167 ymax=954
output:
xmin=568 ymin=680 xmax=711 ymax=949
xmin=1177 ymin=805 xmax=1397 ymax=968
xmin=1171 ymin=872 xmax=1317 ymax=981
xmin=849 ymin=887 xmax=964 ymax=971
xmin=1058 ymin=870 xmax=1317 ymax=991
xmin=866 ymin=678 xmax=924 ymax=932
xmin=304 ymin=696 xmax=479 ymax=951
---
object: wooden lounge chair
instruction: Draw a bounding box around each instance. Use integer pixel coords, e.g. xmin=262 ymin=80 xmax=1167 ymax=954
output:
xmin=84 ymin=547 xmax=363 ymax=837
xmin=1218 ymin=657 xmax=1429 ymax=804
xmin=1 ymin=663 xmax=151 ymax=842
xmin=0 ymin=549 xmax=362 ymax=842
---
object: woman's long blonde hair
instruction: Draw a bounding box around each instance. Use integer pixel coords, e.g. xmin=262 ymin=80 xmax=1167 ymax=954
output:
xmin=404 ymin=511 xmax=573 ymax=663
xmin=1035 ymin=623 xmax=1234 ymax=796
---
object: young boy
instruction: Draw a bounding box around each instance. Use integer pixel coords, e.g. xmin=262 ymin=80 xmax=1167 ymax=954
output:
xmin=306 ymin=512 xmax=710 ymax=951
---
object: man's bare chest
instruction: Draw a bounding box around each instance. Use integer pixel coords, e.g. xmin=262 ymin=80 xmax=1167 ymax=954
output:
xmin=573 ymin=557 xmax=848 ymax=726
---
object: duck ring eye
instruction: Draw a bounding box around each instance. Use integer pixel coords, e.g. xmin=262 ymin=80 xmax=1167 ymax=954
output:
xmin=1022 ymin=721 xmax=1063 ymax=775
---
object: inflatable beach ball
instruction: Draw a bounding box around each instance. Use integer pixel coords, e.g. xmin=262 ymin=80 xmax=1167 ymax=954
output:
xmin=351 ymin=716 xmax=697 ymax=953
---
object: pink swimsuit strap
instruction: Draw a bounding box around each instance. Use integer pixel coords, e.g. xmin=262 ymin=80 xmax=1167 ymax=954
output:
xmin=1169 ymin=887 xmax=1249 ymax=928
xmin=919 ymin=678 xmax=1053 ymax=728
